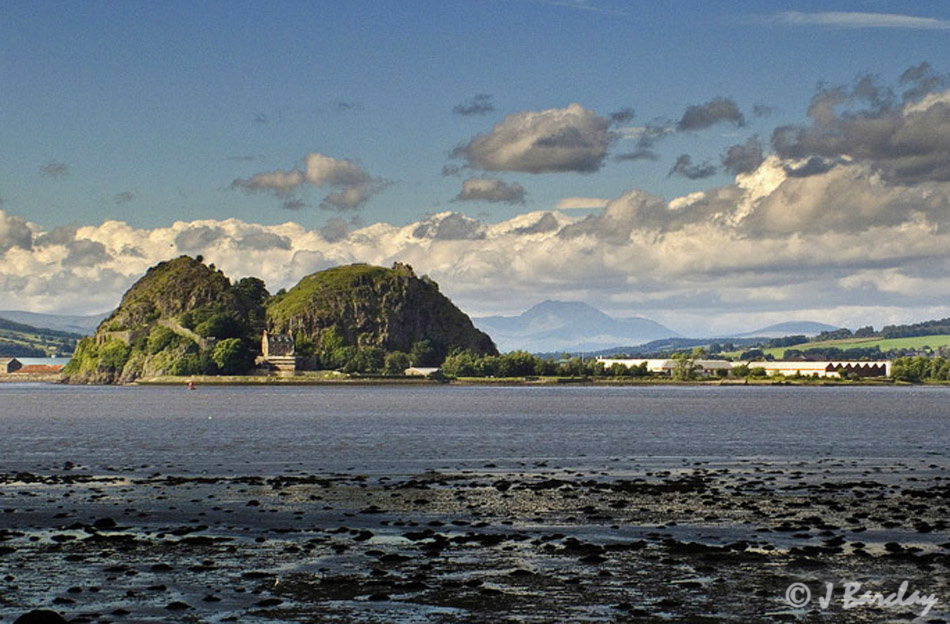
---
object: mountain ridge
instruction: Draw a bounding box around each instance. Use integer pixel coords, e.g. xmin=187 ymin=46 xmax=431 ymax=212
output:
xmin=473 ymin=300 xmax=678 ymax=353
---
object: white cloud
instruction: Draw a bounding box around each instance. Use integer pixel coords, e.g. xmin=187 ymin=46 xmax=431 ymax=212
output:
xmin=556 ymin=197 xmax=609 ymax=210
xmin=452 ymin=103 xmax=614 ymax=174
xmin=777 ymin=11 xmax=950 ymax=30
xmin=8 ymin=148 xmax=950 ymax=336
xmin=232 ymin=152 xmax=387 ymax=210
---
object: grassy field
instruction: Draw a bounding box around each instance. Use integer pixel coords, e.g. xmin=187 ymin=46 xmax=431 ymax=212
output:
xmin=745 ymin=334 xmax=950 ymax=359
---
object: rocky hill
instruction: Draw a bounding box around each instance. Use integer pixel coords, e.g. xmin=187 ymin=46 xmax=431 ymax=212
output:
xmin=266 ymin=263 xmax=497 ymax=361
xmin=64 ymin=257 xmax=494 ymax=383
xmin=64 ymin=256 xmax=266 ymax=383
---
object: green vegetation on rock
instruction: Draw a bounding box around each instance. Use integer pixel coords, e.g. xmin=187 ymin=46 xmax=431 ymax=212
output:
xmin=64 ymin=257 xmax=497 ymax=383
xmin=266 ymin=262 xmax=497 ymax=365
xmin=64 ymin=256 xmax=265 ymax=383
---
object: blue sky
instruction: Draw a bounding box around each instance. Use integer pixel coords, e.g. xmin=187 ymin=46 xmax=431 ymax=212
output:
xmin=3 ymin=1 xmax=950 ymax=336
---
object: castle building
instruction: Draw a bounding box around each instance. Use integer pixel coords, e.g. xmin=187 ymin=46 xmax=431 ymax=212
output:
xmin=260 ymin=331 xmax=297 ymax=374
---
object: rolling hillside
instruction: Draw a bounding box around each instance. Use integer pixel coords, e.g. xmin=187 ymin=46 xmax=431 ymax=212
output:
xmin=0 ymin=317 xmax=82 ymax=357
xmin=756 ymin=334 xmax=950 ymax=359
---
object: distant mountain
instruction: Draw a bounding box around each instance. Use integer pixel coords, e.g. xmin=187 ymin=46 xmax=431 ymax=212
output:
xmin=734 ymin=321 xmax=839 ymax=339
xmin=473 ymin=300 xmax=677 ymax=353
xmin=0 ymin=310 xmax=107 ymax=336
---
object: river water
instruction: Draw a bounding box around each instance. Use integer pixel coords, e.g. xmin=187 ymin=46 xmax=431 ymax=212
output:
xmin=1 ymin=384 xmax=947 ymax=475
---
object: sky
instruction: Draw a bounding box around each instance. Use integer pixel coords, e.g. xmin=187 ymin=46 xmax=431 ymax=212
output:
xmin=2 ymin=0 xmax=950 ymax=337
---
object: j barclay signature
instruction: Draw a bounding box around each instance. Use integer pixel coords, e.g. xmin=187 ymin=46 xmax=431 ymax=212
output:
xmin=785 ymin=581 xmax=939 ymax=616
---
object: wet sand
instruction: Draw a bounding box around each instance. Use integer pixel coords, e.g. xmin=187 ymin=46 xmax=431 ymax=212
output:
xmin=1 ymin=458 xmax=948 ymax=623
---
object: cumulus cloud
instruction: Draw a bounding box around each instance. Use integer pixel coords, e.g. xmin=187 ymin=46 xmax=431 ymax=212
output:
xmin=677 ymin=97 xmax=745 ymax=131
xmin=232 ymin=152 xmax=387 ymax=210
xmin=456 ymin=177 xmax=526 ymax=204
xmin=454 ymin=94 xmax=495 ymax=116
xmin=235 ymin=232 xmax=291 ymax=251
xmin=412 ymin=212 xmax=486 ymax=240
xmin=175 ymin=225 xmax=225 ymax=252
xmin=512 ymin=212 xmax=560 ymax=235
xmin=40 ymin=162 xmax=69 ymax=179
xmin=0 ymin=210 xmax=32 ymax=252
xmin=319 ymin=218 xmax=349 ymax=243
xmin=34 ymin=225 xmax=78 ymax=247
xmin=64 ymin=239 xmax=109 ymax=268
xmin=451 ymin=103 xmax=614 ymax=174
xmin=721 ymin=137 xmax=765 ymax=174
xmin=669 ymin=154 xmax=718 ymax=179
xmin=9 ymin=84 xmax=950 ymax=335
xmin=771 ymin=73 xmax=950 ymax=184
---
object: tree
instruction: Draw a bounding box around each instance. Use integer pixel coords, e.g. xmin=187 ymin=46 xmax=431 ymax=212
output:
xmin=497 ymin=351 xmax=540 ymax=377
xmin=233 ymin=276 xmax=269 ymax=305
xmin=195 ymin=312 xmax=244 ymax=339
xmin=409 ymin=340 xmax=439 ymax=367
xmin=344 ymin=346 xmax=385 ymax=374
xmin=671 ymin=352 xmax=695 ymax=381
xmin=441 ymin=350 xmax=476 ymax=377
xmin=383 ymin=351 xmax=411 ymax=376
xmin=147 ymin=325 xmax=179 ymax=355
xmin=212 ymin=338 xmax=253 ymax=375
xmin=98 ymin=340 xmax=130 ymax=373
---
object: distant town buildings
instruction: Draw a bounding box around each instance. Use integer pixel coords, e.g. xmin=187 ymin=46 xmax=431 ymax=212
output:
xmin=596 ymin=357 xmax=892 ymax=379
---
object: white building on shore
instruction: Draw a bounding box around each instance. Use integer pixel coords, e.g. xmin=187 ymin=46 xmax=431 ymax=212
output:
xmin=596 ymin=357 xmax=892 ymax=378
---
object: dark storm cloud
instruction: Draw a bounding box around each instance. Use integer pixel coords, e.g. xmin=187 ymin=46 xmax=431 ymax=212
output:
xmin=899 ymin=62 xmax=947 ymax=102
xmin=676 ymin=97 xmax=745 ymax=131
xmin=453 ymin=94 xmax=495 ymax=116
xmin=668 ymin=154 xmax=718 ymax=179
xmin=721 ymin=137 xmax=765 ymax=175
xmin=771 ymin=68 xmax=950 ymax=184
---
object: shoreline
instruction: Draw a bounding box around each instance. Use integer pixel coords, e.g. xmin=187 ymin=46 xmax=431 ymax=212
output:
xmin=1 ymin=373 xmax=910 ymax=387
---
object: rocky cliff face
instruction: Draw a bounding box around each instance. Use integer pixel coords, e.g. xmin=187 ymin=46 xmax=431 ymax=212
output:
xmin=98 ymin=256 xmax=240 ymax=331
xmin=266 ymin=263 xmax=497 ymax=358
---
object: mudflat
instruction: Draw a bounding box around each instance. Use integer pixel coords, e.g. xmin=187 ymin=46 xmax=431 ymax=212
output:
xmin=1 ymin=457 xmax=948 ymax=622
